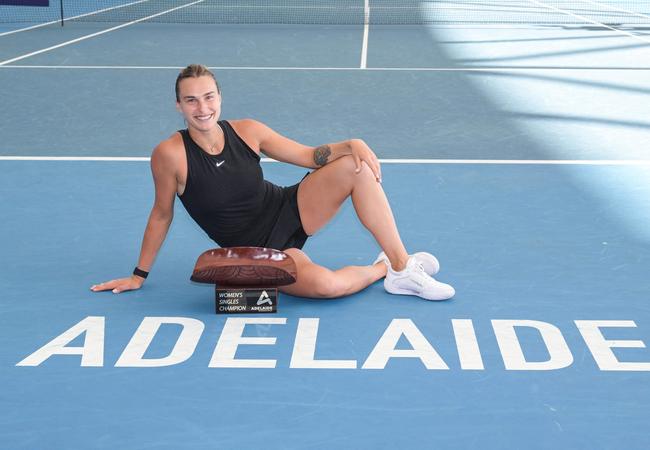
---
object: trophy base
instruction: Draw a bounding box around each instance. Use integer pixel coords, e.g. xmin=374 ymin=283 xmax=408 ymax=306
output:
xmin=215 ymin=286 xmax=278 ymax=314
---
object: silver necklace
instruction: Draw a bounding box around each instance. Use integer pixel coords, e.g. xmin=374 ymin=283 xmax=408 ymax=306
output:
xmin=206 ymin=128 xmax=223 ymax=154
xmin=208 ymin=140 xmax=220 ymax=154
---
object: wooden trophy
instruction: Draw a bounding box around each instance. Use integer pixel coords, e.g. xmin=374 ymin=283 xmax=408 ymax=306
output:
xmin=191 ymin=247 xmax=297 ymax=314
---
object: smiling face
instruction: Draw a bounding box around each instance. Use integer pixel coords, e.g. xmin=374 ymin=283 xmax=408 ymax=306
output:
xmin=175 ymin=75 xmax=222 ymax=133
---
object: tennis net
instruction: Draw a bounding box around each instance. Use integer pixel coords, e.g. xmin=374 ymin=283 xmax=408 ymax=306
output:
xmin=2 ymin=0 xmax=649 ymax=25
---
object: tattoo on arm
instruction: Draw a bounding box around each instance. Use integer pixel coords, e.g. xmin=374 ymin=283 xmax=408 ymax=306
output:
xmin=313 ymin=145 xmax=332 ymax=166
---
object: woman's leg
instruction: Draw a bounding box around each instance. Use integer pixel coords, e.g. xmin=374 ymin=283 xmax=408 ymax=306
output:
xmin=297 ymin=155 xmax=410 ymax=271
xmin=280 ymin=248 xmax=387 ymax=298
xmin=292 ymin=155 xmax=455 ymax=301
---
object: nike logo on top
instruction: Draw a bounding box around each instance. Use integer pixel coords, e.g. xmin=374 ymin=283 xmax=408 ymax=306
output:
xmin=216 ymin=161 xmax=225 ymax=167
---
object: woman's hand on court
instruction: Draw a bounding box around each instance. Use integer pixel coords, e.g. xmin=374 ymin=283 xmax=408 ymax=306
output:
xmin=90 ymin=276 xmax=144 ymax=294
xmin=350 ymin=139 xmax=382 ymax=183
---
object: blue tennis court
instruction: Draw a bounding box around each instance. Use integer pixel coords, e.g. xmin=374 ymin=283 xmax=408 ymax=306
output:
xmin=1 ymin=1 xmax=650 ymax=449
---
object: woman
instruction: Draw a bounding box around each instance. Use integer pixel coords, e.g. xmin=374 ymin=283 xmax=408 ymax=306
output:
xmin=91 ymin=64 xmax=454 ymax=300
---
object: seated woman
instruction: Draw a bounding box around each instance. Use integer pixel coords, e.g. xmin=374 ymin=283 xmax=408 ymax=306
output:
xmin=91 ymin=64 xmax=454 ymax=301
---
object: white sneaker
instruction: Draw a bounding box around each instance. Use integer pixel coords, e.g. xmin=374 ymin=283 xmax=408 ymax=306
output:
xmin=384 ymin=257 xmax=455 ymax=301
xmin=374 ymin=251 xmax=440 ymax=276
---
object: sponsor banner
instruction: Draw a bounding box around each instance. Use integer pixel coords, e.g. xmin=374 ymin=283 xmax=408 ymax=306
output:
xmin=215 ymin=287 xmax=278 ymax=314
xmin=1 ymin=0 xmax=49 ymax=6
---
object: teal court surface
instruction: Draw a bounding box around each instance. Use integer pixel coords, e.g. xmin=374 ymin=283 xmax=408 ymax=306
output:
xmin=1 ymin=1 xmax=650 ymax=449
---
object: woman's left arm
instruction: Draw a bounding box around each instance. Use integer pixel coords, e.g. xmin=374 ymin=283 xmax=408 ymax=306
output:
xmin=244 ymin=119 xmax=381 ymax=182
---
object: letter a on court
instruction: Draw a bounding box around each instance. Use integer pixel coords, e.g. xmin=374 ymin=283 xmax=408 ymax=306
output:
xmin=16 ymin=316 xmax=105 ymax=367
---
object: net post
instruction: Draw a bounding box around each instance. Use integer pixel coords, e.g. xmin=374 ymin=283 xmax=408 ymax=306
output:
xmin=59 ymin=0 xmax=64 ymax=26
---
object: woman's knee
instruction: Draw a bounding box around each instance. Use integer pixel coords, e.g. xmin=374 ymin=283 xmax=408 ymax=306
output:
xmin=341 ymin=156 xmax=377 ymax=189
xmin=336 ymin=154 xmax=372 ymax=176
xmin=312 ymin=274 xmax=351 ymax=298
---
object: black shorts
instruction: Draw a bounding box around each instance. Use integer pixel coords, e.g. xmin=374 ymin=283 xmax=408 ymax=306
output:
xmin=262 ymin=175 xmax=310 ymax=251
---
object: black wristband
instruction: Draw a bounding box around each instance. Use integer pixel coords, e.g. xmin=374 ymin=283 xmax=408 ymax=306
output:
xmin=133 ymin=267 xmax=149 ymax=279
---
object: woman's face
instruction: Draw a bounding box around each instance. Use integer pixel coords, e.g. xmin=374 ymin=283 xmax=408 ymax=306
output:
xmin=176 ymin=75 xmax=221 ymax=132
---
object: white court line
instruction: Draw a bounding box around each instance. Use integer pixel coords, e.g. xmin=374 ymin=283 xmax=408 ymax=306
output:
xmin=575 ymin=0 xmax=650 ymax=22
xmin=0 ymin=0 xmax=154 ymax=37
xmin=379 ymin=159 xmax=650 ymax=165
xmin=0 ymin=156 xmax=151 ymax=161
xmin=0 ymin=22 xmax=58 ymax=38
xmin=0 ymin=0 xmax=206 ymax=66
xmin=527 ymin=0 xmax=650 ymax=44
xmin=360 ymin=0 xmax=369 ymax=69
xmin=1 ymin=156 xmax=649 ymax=165
xmin=2 ymin=65 xmax=650 ymax=71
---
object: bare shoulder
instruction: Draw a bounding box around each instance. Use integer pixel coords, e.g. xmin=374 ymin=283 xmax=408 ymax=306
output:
xmin=229 ymin=118 xmax=268 ymax=153
xmin=229 ymin=118 xmax=265 ymax=130
xmin=151 ymin=132 xmax=184 ymax=173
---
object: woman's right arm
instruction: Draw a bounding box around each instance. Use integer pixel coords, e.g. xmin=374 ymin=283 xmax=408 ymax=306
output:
xmin=91 ymin=141 xmax=180 ymax=294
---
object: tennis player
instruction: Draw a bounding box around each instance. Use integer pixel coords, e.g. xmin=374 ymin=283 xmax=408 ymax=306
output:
xmin=91 ymin=64 xmax=454 ymax=300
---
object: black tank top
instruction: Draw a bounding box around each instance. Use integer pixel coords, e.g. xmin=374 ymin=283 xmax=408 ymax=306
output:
xmin=177 ymin=121 xmax=285 ymax=247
